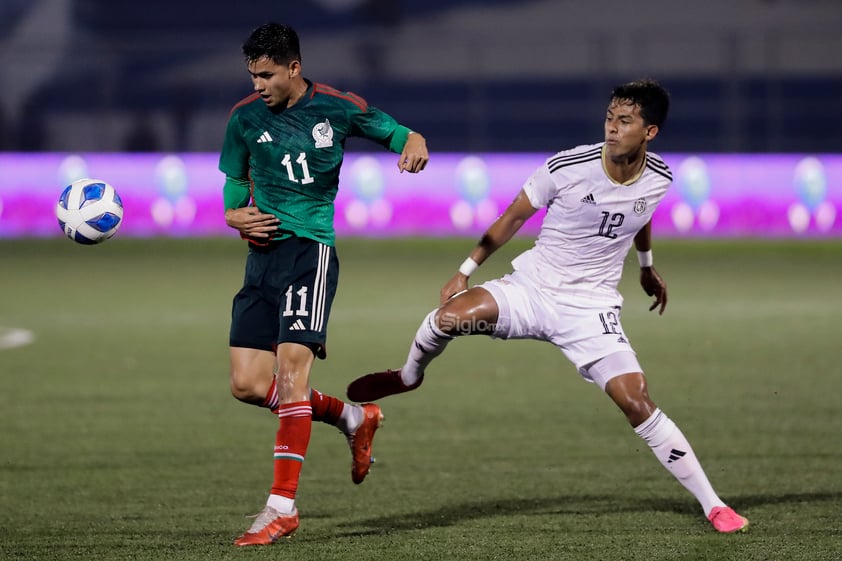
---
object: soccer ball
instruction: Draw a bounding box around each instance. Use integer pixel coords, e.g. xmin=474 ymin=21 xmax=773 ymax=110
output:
xmin=56 ymin=178 xmax=124 ymax=244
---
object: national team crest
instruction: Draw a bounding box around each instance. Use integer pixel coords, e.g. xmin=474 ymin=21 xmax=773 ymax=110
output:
xmin=633 ymin=198 xmax=647 ymax=215
xmin=312 ymin=119 xmax=334 ymax=148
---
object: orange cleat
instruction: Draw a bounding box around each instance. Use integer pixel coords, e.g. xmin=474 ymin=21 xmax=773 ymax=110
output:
xmin=346 ymin=369 xmax=423 ymax=402
xmin=233 ymin=506 xmax=299 ymax=546
xmin=708 ymin=506 xmax=749 ymax=533
xmin=346 ymin=403 xmax=384 ymax=484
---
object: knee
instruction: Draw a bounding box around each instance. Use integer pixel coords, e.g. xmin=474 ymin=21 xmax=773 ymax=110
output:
xmin=229 ymin=368 xmax=261 ymax=403
xmin=605 ymin=373 xmax=656 ymax=427
xmin=434 ymin=293 xmax=498 ymax=336
xmin=619 ymin=398 xmax=656 ymax=427
xmin=432 ymin=307 xmax=458 ymax=336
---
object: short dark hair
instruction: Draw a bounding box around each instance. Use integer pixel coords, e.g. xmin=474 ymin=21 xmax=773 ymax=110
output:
xmin=242 ymin=23 xmax=302 ymax=66
xmin=611 ymin=79 xmax=670 ymax=128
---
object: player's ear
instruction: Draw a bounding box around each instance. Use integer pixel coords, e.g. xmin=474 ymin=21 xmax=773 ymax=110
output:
xmin=288 ymin=60 xmax=301 ymax=78
xmin=645 ymin=124 xmax=659 ymax=142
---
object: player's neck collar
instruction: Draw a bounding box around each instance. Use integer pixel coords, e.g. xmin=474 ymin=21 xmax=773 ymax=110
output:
xmin=601 ymin=145 xmax=647 ymax=186
xmin=288 ymin=79 xmax=313 ymax=109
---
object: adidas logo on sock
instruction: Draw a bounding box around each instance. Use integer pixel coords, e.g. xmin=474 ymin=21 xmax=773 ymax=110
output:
xmin=667 ymin=448 xmax=686 ymax=463
xmin=580 ymin=193 xmax=596 ymax=205
xmin=257 ymin=131 xmax=273 ymax=143
xmin=289 ymin=319 xmax=307 ymax=331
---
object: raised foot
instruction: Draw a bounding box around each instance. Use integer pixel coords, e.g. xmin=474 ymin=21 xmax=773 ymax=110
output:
xmin=347 ymin=403 xmax=384 ymax=484
xmin=346 ymin=369 xmax=423 ymax=402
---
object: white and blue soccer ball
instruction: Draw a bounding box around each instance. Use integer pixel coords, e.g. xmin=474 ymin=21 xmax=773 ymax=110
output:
xmin=56 ymin=178 xmax=124 ymax=244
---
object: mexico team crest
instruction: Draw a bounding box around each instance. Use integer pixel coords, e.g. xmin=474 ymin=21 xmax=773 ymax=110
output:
xmin=312 ymin=119 xmax=334 ymax=148
xmin=633 ymin=198 xmax=647 ymax=215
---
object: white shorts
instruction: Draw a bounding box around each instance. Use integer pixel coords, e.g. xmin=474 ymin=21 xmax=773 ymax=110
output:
xmin=479 ymin=271 xmax=642 ymax=388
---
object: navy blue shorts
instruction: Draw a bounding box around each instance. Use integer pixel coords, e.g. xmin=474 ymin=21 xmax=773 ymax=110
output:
xmin=229 ymin=236 xmax=339 ymax=359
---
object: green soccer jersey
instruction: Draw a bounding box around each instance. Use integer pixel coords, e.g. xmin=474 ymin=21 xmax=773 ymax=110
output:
xmin=219 ymin=80 xmax=411 ymax=246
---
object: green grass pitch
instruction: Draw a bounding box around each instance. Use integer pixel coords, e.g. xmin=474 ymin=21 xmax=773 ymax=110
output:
xmin=1 ymin=237 xmax=840 ymax=561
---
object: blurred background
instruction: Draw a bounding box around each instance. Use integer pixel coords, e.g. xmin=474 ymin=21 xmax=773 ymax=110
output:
xmin=1 ymin=0 xmax=840 ymax=154
xmin=2 ymin=6 xmax=842 ymax=558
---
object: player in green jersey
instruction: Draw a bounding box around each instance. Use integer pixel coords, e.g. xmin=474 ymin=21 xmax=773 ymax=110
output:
xmin=219 ymin=23 xmax=428 ymax=546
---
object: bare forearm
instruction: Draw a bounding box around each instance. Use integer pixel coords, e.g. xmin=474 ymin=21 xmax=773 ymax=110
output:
xmin=468 ymin=190 xmax=535 ymax=265
xmin=470 ymin=214 xmax=527 ymax=265
xmin=634 ymin=220 xmax=652 ymax=252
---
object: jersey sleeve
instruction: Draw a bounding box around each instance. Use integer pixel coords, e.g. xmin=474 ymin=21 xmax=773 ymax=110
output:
xmin=223 ymin=176 xmax=251 ymax=210
xmin=521 ymin=163 xmax=556 ymax=209
xmin=218 ymin=111 xmax=250 ymax=179
xmin=348 ymin=102 xmax=408 ymax=153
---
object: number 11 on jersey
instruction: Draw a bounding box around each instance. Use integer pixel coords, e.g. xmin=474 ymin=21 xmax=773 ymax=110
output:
xmin=281 ymin=152 xmax=314 ymax=184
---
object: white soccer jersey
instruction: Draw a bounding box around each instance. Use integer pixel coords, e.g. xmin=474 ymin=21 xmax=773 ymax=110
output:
xmin=512 ymin=142 xmax=672 ymax=306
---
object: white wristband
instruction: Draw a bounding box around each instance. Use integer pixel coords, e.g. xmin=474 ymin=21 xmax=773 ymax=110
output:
xmin=637 ymin=250 xmax=653 ymax=268
xmin=458 ymin=257 xmax=479 ymax=276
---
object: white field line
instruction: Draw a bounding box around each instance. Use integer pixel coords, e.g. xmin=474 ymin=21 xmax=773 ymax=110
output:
xmin=0 ymin=327 xmax=35 ymax=350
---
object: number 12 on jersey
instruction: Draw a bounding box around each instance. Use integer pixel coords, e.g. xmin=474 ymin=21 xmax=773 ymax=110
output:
xmin=598 ymin=211 xmax=624 ymax=239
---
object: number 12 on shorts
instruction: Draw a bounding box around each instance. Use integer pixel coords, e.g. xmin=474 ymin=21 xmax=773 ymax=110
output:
xmin=598 ymin=310 xmax=621 ymax=335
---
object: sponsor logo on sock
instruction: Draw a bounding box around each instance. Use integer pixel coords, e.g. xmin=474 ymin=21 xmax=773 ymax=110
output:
xmin=580 ymin=193 xmax=597 ymax=205
xmin=667 ymin=448 xmax=686 ymax=463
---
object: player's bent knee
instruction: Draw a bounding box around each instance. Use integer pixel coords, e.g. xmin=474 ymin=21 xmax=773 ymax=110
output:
xmin=604 ymin=373 xmax=656 ymax=426
xmin=586 ymin=352 xmax=656 ymax=425
xmin=229 ymin=369 xmax=264 ymax=403
xmin=434 ymin=307 xmax=462 ymax=336
xmin=435 ymin=289 xmax=498 ymax=336
xmin=617 ymin=395 xmax=656 ymax=427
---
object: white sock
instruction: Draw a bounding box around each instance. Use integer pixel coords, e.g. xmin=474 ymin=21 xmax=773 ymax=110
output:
xmin=634 ymin=409 xmax=726 ymax=516
xmin=337 ymin=403 xmax=364 ymax=435
xmin=401 ymin=310 xmax=453 ymax=386
xmin=266 ymin=493 xmax=295 ymax=514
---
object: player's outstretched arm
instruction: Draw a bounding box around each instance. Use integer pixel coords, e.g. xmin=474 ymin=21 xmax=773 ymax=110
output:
xmin=633 ymin=220 xmax=668 ymax=314
xmin=397 ymin=132 xmax=429 ymax=173
xmin=440 ymin=189 xmax=538 ymax=304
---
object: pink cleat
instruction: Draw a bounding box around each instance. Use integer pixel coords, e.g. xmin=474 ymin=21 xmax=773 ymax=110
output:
xmin=708 ymin=506 xmax=749 ymax=533
xmin=346 ymin=369 xmax=423 ymax=402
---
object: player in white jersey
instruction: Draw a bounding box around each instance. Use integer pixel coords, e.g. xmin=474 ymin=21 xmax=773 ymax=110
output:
xmin=347 ymin=79 xmax=749 ymax=533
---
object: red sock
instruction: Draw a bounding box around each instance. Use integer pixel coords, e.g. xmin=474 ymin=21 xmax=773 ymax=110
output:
xmin=262 ymin=376 xmax=280 ymax=415
xmin=271 ymin=401 xmax=312 ymax=499
xmin=264 ymin=378 xmax=344 ymax=425
xmin=310 ymin=388 xmax=345 ymax=425
xmin=265 ymin=382 xmax=343 ymax=425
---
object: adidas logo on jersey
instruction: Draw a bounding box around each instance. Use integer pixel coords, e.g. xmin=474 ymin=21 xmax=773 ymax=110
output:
xmin=580 ymin=193 xmax=597 ymax=205
xmin=257 ymin=131 xmax=273 ymax=143
xmin=289 ymin=319 xmax=307 ymax=331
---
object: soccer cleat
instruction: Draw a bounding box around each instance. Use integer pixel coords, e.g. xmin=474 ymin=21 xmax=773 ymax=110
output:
xmin=707 ymin=506 xmax=749 ymax=533
xmin=346 ymin=369 xmax=424 ymax=402
xmin=233 ymin=506 xmax=299 ymax=546
xmin=346 ymin=403 xmax=384 ymax=484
